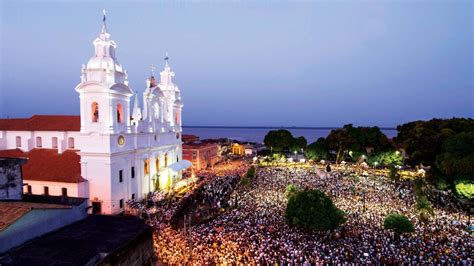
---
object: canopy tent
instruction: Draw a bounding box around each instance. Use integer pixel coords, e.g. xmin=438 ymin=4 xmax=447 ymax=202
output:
xmin=168 ymin=160 xmax=192 ymax=172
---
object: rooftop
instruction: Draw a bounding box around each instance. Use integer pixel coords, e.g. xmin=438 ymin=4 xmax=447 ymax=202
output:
xmin=183 ymin=142 xmax=218 ymax=149
xmin=0 ymin=149 xmax=85 ymax=183
xmin=0 ymin=115 xmax=80 ymax=132
xmin=0 ymin=201 xmax=71 ymax=232
xmin=0 ymin=215 xmax=153 ymax=264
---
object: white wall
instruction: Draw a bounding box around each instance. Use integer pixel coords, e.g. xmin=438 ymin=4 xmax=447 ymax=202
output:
xmin=23 ymin=180 xmax=88 ymax=198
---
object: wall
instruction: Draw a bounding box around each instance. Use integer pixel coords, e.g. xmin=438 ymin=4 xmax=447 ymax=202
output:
xmin=23 ymin=180 xmax=88 ymax=198
xmin=0 ymin=158 xmax=26 ymax=200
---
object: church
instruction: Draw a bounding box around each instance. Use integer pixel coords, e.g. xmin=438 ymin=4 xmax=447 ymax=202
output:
xmin=0 ymin=12 xmax=190 ymax=215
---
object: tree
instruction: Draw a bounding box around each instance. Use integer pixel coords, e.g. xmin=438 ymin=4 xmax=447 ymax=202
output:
xmin=264 ymin=130 xmax=295 ymax=152
xmin=368 ymin=151 xmax=403 ymax=167
xmin=285 ymin=189 xmax=346 ymax=231
xmin=395 ymin=118 xmax=474 ymax=166
xmin=291 ymin=136 xmax=307 ymax=153
xmin=383 ymin=213 xmax=414 ymax=235
xmin=435 ymin=132 xmax=474 ymax=178
xmin=305 ymin=138 xmax=329 ymax=160
xmin=326 ymin=128 xmax=355 ymax=163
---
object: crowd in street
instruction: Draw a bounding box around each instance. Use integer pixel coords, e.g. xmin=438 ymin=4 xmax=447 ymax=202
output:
xmin=132 ymin=162 xmax=472 ymax=264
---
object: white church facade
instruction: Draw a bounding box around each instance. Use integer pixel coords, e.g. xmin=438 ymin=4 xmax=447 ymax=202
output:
xmin=0 ymin=13 xmax=190 ymax=214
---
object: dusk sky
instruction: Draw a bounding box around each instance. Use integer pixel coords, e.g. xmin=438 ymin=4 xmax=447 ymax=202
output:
xmin=0 ymin=0 xmax=472 ymax=127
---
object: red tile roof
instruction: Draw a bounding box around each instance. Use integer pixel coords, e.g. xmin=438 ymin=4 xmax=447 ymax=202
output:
xmin=0 ymin=149 xmax=85 ymax=183
xmin=0 ymin=202 xmax=71 ymax=231
xmin=0 ymin=115 xmax=80 ymax=131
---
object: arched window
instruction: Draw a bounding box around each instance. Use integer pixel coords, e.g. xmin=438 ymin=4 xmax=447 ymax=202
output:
xmin=117 ymin=103 xmax=123 ymax=123
xmin=156 ymin=157 xmax=160 ymax=172
xmin=175 ymin=111 xmax=180 ymax=125
xmin=92 ymin=102 xmax=99 ymax=122
xmin=144 ymin=159 xmax=149 ymax=175
xmin=164 ymin=153 xmax=168 ymax=167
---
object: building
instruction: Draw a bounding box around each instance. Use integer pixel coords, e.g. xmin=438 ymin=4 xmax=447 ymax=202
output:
xmin=0 ymin=157 xmax=27 ymax=200
xmin=0 ymin=214 xmax=155 ymax=265
xmin=0 ymin=195 xmax=89 ymax=253
xmin=182 ymin=142 xmax=219 ymax=171
xmin=231 ymin=143 xmax=245 ymax=156
xmin=0 ymin=12 xmax=190 ymax=214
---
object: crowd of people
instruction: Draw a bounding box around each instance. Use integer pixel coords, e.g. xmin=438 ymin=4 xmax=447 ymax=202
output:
xmin=132 ymin=161 xmax=471 ymax=264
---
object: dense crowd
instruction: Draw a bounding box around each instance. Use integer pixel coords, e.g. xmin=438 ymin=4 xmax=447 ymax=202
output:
xmin=134 ymin=162 xmax=472 ymax=264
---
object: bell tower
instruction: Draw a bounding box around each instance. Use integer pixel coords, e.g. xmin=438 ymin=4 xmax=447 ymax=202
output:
xmin=75 ymin=10 xmax=133 ymax=135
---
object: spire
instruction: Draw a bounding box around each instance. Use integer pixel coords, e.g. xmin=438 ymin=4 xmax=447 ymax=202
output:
xmin=132 ymin=91 xmax=142 ymax=122
xmin=164 ymin=52 xmax=170 ymax=69
xmin=99 ymin=9 xmax=110 ymax=40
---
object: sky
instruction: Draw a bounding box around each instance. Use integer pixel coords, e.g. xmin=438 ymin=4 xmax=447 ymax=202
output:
xmin=0 ymin=0 xmax=472 ymax=127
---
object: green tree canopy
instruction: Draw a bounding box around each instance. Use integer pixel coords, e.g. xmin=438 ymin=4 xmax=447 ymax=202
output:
xmin=383 ymin=213 xmax=415 ymax=235
xmin=435 ymin=132 xmax=474 ymax=178
xmin=264 ymin=130 xmax=295 ymax=152
xmin=395 ymin=118 xmax=474 ymax=165
xmin=285 ymin=189 xmax=346 ymax=231
xmin=305 ymin=137 xmax=329 ymax=160
xmin=327 ymin=124 xmax=391 ymax=163
xmin=291 ymin=136 xmax=308 ymax=153
xmin=367 ymin=150 xmax=403 ymax=167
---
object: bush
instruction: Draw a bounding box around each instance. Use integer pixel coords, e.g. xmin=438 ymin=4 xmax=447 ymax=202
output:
xmin=383 ymin=213 xmax=414 ymax=235
xmin=454 ymin=179 xmax=474 ymax=200
xmin=285 ymin=190 xmax=346 ymax=231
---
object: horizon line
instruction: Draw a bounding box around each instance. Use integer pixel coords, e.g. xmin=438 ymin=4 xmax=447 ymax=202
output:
xmin=182 ymin=125 xmax=398 ymax=130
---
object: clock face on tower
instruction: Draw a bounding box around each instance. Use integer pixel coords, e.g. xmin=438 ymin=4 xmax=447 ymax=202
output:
xmin=118 ymin=135 xmax=125 ymax=146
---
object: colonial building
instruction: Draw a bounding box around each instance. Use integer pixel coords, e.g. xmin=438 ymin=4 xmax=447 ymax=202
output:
xmin=182 ymin=142 xmax=219 ymax=171
xmin=0 ymin=12 xmax=189 ymax=214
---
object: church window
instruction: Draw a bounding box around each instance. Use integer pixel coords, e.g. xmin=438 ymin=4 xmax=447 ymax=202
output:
xmin=68 ymin=137 xmax=75 ymax=149
xmin=92 ymin=102 xmax=99 ymax=122
xmin=119 ymin=199 xmax=124 ymax=209
xmin=131 ymin=166 xmax=135 ymax=178
xmin=164 ymin=153 xmax=168 ymax=167
xmin=117 ymin=103 xmax=123 ymax=123
xmin=175 ymin=111 xmax=180 ymax=124
xmin=119 ymin=170 xmax=123 ymax=183
xmin=144 ymin=159 xmax=149 ymax=175
xmin=36 ymin=137 xmax=42 ymax=148
xmin=52 ymin=137 xmax=58 ymax=148
xmin=16 ymin=136 xmax=21 ymax=147
xmin=132 ymin=193 xmax=135 ymax=200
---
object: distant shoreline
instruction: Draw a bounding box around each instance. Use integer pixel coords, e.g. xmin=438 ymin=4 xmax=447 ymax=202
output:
xmin=182 ymin=126 xmax=397 ymax=130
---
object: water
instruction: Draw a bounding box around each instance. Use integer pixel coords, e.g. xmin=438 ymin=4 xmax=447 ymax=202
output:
xmin=183 ymin=127 xmax=398 ymax=144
